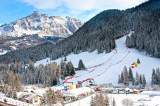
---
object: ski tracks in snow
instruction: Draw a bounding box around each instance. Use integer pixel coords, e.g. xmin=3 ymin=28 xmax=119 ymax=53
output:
xmin=72 ymin=48 xmax=131 ymax=82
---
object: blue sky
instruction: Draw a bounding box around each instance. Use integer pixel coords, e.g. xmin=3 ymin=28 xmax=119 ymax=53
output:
xmin=0 ymin=0 xmax=147 ymax=25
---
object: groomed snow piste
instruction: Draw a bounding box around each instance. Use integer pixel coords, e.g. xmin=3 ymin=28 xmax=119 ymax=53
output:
xmin=35 ymin=35 xmax=160 ymax=84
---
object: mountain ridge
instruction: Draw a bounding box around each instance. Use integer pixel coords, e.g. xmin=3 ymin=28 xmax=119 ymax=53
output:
xmin=0 ymin=0 xmax=160 ymax=63
xmin=0 ymin=11 xmax=83 ymax=38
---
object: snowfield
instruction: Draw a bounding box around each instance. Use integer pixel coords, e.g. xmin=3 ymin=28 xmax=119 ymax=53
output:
xmin=62 ymin=36 xmax=160 ymax=84
xmin=0 ymin=50 xmax=8 ymax=55
xmin=65 ymin=94 xmax=93 ymax=106
xmin=65 ymin=92 xmax=160 ymax=106
xmin=108 ymin=93 xmax=160 ymax=106
xmin=0 ymin=92 xmax=32 ymax=106
xmin=35 ymin=35 xmax=160 ymax=84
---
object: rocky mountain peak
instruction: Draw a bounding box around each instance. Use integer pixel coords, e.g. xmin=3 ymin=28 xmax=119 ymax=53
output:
xmin=0 ymin=12 xmax=83 ymax=38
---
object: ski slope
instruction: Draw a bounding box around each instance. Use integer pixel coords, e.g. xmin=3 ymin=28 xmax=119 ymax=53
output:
xmin=57 ymin=36 xmax=160 ymax=84
xmin=35 ymin=36 xmax=160 ymax=84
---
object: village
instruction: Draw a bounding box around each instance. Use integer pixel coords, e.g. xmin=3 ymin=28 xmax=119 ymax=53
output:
xmin=0 ymin=76 xmax=160 ymax=106
xmin=0 ymin=35 xmax=160 ymax=106
xmin=0 ymin=0 xmax=160 ymax=106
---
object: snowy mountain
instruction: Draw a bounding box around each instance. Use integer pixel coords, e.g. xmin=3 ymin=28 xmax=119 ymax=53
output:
xmin=35 ymin=33 xmax=160 ymax=84
xmin=0 ymin=11 xmax=82 ymax=37
xmin=0 ymin=0 xmax=160 ymax=63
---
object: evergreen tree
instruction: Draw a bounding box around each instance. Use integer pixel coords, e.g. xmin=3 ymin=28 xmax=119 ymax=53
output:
xmin=64 ymin=56 xmax=67 ymax=61
xmin=78 ymin=59 xmax=86 ymax=70
xmin=65 ymin=63 xmax=70 ymax=77
xmin=142 ymin=74 xmax=146 ymax=87
xmin=69 ymin=62 xmax=75 ymax=75
xmin=65 ymin=62 xmax=75 ymax=76
xmin=151 ymin=68 xmax=157 ymax=85
xmin=156 ymin=68 xmax=160 ymax=85
xmin=139 ymin=75 xmax=143 ymax=85
xmin=118 ymin=75 xmax=122 ymax=84
xmin=123 ymin=66 xmax=129 ymax=85
xmin=137 ymin=58 xmax=141 ymax=64
xmin=121 ymin=72 xmax=124 ymax=84
xmin=60 ymin=60 xmax=66 ymax=78
xmin=135 ymin=72 xmax=140 ymax=85
xmin=128 ymin=68 xmax=134 ymax=85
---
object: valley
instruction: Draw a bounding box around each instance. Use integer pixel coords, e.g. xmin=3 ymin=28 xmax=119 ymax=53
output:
xmin=0 ymin=35 xmax=63 ymax=55
xmin=0 ymin=0 xmax=160 ymax=106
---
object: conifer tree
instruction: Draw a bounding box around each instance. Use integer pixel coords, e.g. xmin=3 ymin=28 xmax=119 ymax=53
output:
xmin=121 ymin=72 xmax=124 ymax=84
xmin=65 ymin=61 xmax=75 ymax=76
xmin=123 ymin=66 xmax=129 ymax=85
xmin=142 ymin=74 xmax=146 ymax=87
xmin=139 ymin=75 xmax=143 ymax=85
xmin=128 ymin=68 xmax=134 ymax=85
xmin=64 ymin=56 xmax=67 ymax=61
xmin=78 ymin=59 xmax=86 ymax=70
xmin=151 ymin=68 xmax=157 ymax=85
xmin=156 ymin=68 xmax=160 ymax=85
xmin=135 ymin=72 xmax=140 ymax=85
xmin=137 ymin=58 xmax=141 ymax=64
xmin=69 ymin=62 xmax=75 ymax=75
xmin=151 ymin=68 xmax=160 ymax=85
xmin=118 ymin=75 xmax=122 ymax=84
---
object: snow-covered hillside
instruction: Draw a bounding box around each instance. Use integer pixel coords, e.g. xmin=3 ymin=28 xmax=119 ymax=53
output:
xmin=0 ymin=11 xmax=82 ymax=37
xmin=35 ymin=35 xmax=160 ymax=85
